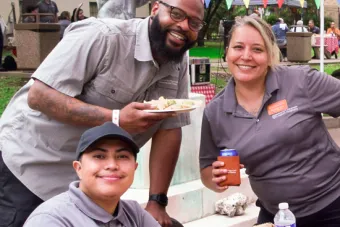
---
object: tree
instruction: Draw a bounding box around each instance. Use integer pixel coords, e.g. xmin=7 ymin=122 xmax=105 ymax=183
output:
xmin=198 ymin=1 xmax=249 ymax=46
xmin=197 ymin=0 xmax=225 ymax=46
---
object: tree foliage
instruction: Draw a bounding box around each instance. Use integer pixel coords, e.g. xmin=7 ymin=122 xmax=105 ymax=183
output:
xmin=198 ymin=0 xmax=248 ymax=46
xmin=197 ymin=0 xmax=224 ymax=46
xmin=198 ymin=0 xmax=332 ymax=46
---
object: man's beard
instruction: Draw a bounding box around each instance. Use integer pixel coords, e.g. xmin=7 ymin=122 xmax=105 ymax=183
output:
xmin=149 ymin=15 xmax=196 ymax=63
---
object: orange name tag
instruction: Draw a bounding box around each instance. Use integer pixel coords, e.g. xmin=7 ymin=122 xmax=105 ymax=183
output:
xmin=267 ymin=100 xmax=288 ymax=116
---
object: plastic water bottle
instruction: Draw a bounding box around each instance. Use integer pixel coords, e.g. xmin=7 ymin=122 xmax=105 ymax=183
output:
xmin=274 ymin=202 xmax=296 ymax=227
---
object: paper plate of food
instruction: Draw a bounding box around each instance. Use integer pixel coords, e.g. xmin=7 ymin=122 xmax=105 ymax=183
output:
xmin=144 ymin=97 xmax=203 ymax=113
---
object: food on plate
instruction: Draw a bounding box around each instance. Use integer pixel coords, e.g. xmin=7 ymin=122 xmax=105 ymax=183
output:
xmin=144 ymin=96 xmax=196 ymax=110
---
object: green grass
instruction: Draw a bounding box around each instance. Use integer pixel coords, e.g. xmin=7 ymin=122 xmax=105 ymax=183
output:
xmin=0 ymin=76 xmax=28 ymax=116
xmin=312 ymin=64 xmax=339 ymax=75
xmin=210 ymin=76 xmax=227 ymax=94
xmin=190 ymin=41 xmax=224 ymax=59
xmin=2 ymin=50 xmax=12 ymax=57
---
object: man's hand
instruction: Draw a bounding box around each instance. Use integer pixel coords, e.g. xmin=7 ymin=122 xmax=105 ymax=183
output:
xmin=119 ymin=102 xmax=175 ymax=134
xmin=145 ymin=201 xmax=172 ymax=227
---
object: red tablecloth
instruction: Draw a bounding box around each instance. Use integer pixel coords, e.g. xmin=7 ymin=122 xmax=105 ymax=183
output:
xmin=314 ymin=36 xmax=339 ymax=54
xmin=191 ymin=84 xmax=216 ymax=104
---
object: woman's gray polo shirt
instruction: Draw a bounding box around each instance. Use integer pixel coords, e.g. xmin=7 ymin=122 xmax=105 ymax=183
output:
xmin=0 ymin=17 xmax=190 ymax=200
xmin=24 ymin=181 xmax=160 ymax=227
xmin=200 ymin=65 xmax=340 ymax=217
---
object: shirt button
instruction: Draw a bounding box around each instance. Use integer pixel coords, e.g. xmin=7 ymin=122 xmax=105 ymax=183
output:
xmin=256 ymin=119 xmax=260 ymax=122
xmin=111 ymin=89 xmax=116 ymax=94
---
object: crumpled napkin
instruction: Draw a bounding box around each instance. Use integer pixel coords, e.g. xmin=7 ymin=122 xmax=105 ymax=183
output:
xmin=215 ymin=192 xmax=248 ymax=217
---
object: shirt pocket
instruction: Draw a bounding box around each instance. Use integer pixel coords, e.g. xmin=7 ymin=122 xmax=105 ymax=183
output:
xmin=93 ymin=77 xmax=134 ymax=105
xmin=155 ymin=80 xmax=179 ymax=99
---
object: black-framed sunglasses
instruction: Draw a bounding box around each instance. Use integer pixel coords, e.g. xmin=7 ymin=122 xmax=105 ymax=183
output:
xmin=158 ymin=1 xmax=206 ymax=32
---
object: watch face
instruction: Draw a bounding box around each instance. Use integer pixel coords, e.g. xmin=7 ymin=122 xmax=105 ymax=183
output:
xmin=149 ymin=194 xmax=168 ymax=206
xmin=159 ymin=194 xmax=168 ymax=206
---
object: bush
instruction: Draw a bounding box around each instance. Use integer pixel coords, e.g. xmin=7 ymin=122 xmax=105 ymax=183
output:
xmin=265 ymin=14 xmax=278 ymax=25
xmin=324 ymin=16 xmax=333 ymax=30
xmin=232 ymin=6 xmax=247 ymax=18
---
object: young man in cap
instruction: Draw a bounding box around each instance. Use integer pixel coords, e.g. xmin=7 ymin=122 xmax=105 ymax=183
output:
xmin=24 ymin=122 xmax=160 ymax=227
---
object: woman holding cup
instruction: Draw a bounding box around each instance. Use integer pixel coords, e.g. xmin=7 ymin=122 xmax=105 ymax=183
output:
xmin=199 ymin=16 xmax=340 ymax=226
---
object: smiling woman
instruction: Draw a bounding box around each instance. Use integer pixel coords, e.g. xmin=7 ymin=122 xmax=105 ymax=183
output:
xmin=199 ymin=16 xmax=340 ymax=227
xmin=225 ymin=17 xmax=280 ymax=116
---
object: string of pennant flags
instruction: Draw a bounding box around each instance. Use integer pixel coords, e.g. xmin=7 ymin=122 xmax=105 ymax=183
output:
xmin=204 ymin=0 xmax=321 ymax=9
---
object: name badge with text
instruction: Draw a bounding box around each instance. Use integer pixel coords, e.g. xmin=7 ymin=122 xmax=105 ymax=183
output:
xmin=267 ymin=100 xmax=288 ymax=116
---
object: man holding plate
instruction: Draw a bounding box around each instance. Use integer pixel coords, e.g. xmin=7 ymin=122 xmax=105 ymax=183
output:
xmin=0 ymin=0 xmax=205 ymax=226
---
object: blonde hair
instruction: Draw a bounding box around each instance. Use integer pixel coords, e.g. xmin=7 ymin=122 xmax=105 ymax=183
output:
xmin=226 ymin=16 xmax=280 ymax=68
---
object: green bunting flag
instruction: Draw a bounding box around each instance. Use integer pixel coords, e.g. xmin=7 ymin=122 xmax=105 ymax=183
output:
xmin=226 ymin=0 xmax=233 ymax=9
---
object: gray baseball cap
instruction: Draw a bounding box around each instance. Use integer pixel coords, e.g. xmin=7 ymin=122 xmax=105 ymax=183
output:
xmin=76 ymin=122 xmax=139 ymax=160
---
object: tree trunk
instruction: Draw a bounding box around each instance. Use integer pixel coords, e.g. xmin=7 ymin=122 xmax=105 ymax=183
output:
xmin=197 ymin=26 xmax=208 ymax=46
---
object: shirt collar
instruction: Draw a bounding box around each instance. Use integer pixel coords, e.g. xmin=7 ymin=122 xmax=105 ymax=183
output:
xmin=68 ymin=181 xmax=128 ymax=225
xmin=222 ymin=67 xmax=280 ymax=113
xmin=135 ymin=16 xmax=153 ymax=62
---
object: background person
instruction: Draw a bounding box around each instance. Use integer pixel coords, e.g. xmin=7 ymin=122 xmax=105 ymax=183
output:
xmin=37 ymin=0 xmax=59 ymax=23
xmin=272 ymin=18 xmax=288 ymax=61
xmin=327 ymin=21 xmax=340 ymax=47
xmin=290 ymin=20 xmax=308 ymax=32
xmin=0 ymin=0 xmax=205 ymax=226
xmin=71 ymin=8 xmax=87 ymax=23
xmin=308 ymin=19 xmax=320 ymax=34
xmin=199 ymin=16 xmax=340 ymax=227
xmin=58 ymin=11 xmax=71 ymax=39
xmin=23 ymin=5 xmax=39 ymax=23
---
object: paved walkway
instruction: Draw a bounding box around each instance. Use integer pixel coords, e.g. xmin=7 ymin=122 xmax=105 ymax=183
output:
xmin=329 ymin=128 xmax=340 ymax=146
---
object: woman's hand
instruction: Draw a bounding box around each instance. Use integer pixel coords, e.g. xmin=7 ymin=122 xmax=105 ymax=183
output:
xmin=200 ymin=163 xmax=244 ymax=193
xmin=211 ymin=161 xmax=245 ymax=193
xmin=211 ymin=161 xmax=229 ymax=192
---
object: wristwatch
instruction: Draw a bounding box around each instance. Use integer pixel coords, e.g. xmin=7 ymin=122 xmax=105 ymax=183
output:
xmin=149 ymin=193 xmax=168 ymax=207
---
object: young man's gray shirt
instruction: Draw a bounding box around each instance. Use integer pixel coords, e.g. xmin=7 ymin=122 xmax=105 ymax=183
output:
xmin=24 ymin=181 xmax=160 ymax=227
xmin=0 ymin=17 xmax=190 ymax=200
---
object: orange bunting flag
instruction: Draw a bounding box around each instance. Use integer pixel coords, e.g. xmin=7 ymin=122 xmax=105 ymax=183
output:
xmin=263 ymin=0 xmax=268 ymax=8
xmin=243 ymin=0 xmax=250 ymax=8
xmin=277 ymin=0 xmax=284 ymax=8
